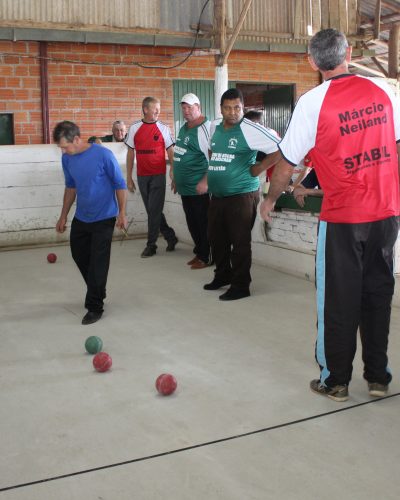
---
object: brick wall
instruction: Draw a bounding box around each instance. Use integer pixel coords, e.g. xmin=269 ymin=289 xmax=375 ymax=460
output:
xmin=0 ymin=41 xmax=319 ymax=144
xmin=0 ymin=41 xmax=42 ymax=143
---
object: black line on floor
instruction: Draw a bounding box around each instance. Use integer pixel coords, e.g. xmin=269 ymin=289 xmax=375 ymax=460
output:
xmin=1 ymin=392 xmax=399 ymax=492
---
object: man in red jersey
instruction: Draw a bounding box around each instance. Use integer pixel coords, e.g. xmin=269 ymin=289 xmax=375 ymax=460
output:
xmin=261 ymin=29 xmax=400 ymax=402
xmin=126 ymin=97 xmax=178 ymax=257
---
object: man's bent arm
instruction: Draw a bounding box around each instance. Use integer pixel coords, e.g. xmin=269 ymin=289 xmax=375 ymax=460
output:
xmin=250 ymin=150 xmax=282 ymax=177
xmin=260 ymin=158 xmax=294 ymax=222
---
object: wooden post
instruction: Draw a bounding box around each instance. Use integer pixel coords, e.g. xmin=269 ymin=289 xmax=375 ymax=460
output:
xmin=214 ymin=0 xmax=253 ymax=117
xmin=388 ymin=23 xmax=400 ymax=79
xmin=214 ymin=0 xmax=226 ymax=56
xmin=214 ymin=0 xmax=227 ymax=119
xmin=374 ymin=0 xmax=381 ymax=39
xmin=219 ymin=0 xmax=253 ymax=66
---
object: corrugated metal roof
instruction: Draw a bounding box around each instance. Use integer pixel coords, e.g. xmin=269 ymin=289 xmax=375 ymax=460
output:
xmin=0 ymin=0 xmax=160 ymax=30
xmin=159 ymin=0 xmax=213 ymax=33
xmin=1 ymin=0 xmax=396 ymax=63
xmin=232 ymin=0 xmax=298 ymax=39
xmin=0 ymin=0 xmax=213 ymax=34
xmin=0 ymin=0 xmax=318 ymax=41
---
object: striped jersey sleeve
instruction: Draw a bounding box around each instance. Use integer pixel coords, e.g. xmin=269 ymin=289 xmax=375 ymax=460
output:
xmin=156 ymin=121 xmax=175 ymax=149
xmin=278 ymin=81 xmax=331 ymax=165
xmin=240 ymin=118 xmax=280 ymax=154
xmin=124 ymin=120 xmax=142 ymax=149
xmin=198 ymin=120 xmax=211 ymax=159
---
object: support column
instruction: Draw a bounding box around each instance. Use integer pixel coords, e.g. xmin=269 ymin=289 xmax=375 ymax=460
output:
xmin=388 ymin=23 xmax=400 ymax=80
xmin=214 ymin=65 xmax=228 ymax=119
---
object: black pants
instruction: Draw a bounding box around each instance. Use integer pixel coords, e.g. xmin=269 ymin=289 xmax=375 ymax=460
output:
xmin=137 ymin=174 xmax=176 ymax=248
xmin=315 ymin=216 xmax=399 ymax=387
xmin=181 ymin=194 xmax=210 ymax=263
xmin=208 ymin=191 xmax=260 ymax=290
xmin=70 ymin=217 xmax=115 ymax=313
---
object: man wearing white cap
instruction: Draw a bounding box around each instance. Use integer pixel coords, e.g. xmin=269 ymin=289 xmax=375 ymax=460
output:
xmin=171 ymin=93 xmax=211 ymax=268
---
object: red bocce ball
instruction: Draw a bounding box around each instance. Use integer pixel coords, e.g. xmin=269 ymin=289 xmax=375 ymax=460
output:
xmin=47 ymin=253 xmax=57 ymax=263
xmin=155 ymin=373 xmax=177 ymax=395
xmin=93 ymin=352 xmax=112 ymax=372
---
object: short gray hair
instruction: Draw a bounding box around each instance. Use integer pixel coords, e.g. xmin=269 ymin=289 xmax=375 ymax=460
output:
xmin=52 ymin=121 xmax=80 ymax=143
xmin=309 ymin=29 xmax=348 ymax=71
xmin=112 ymin=120 xmax=126 ymax=129
xmin=113 ymin=120 xmax=125 ymax=128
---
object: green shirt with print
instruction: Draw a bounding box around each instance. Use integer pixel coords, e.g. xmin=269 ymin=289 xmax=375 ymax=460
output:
xmin=208 ymin=118 xmax=279 ymax=197
xmin=173 ymin=119 xmax=210 ymax=196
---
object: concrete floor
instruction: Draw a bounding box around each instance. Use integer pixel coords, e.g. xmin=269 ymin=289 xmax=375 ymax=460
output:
xmin=0 ymin=238 xmax=399 ymax=500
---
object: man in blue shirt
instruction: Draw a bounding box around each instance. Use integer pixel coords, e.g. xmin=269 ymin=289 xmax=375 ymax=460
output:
xmin=53 ymin=121 xmax=128 ymax=325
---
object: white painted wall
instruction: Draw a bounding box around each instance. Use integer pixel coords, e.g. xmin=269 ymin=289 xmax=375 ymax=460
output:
xmin=1 ymin=144 xmax=399 ymax=292
xmin=0 ymin=143 xmax=149 ymax=247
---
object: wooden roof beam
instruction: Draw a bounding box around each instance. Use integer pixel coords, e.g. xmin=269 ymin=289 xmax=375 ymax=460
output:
xmin=388 ymin=22 xmax=400 ymax=79
xmin=362 ymin=41 xmax=389 ymax=76
xmin=374 ymin=0 xmax=381 ymax=39
xmin=381 ymin=0 xmax=400 ymax=10
xmin=349 ymin=60 xmax=386 ymax=76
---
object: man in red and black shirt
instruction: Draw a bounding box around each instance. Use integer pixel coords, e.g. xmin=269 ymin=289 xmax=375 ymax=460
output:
xmin=261 ymin=29 xmax=400 ymax=402
xmin=126 ymin=97 xmax=177 ymax=257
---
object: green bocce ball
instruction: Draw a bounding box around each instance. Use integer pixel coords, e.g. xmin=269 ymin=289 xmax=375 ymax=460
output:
xmin=85 ymin=336 xmax=103 ymax=354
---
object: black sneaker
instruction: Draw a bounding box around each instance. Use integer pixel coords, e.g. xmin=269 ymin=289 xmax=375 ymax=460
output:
xmin=166 ymin=237 xmax=178 ymax=252
xmin=219 ymin=287 xmax=250 ymax=301
xmin=368 ymin=382 xmax=388 ymax=397
xmin=82 ymin=311 xmax=103 ymax=325
xmin=310 ymin=379 xmax=349 ymax=402
xmin=141 ymin=246 xmax=156 ymax=258
xmin=203 ymin=279 xmax=230 ymax=290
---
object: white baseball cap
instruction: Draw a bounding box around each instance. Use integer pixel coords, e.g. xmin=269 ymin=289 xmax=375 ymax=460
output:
xmin=180 ymin=93 xmax=200 ymax=106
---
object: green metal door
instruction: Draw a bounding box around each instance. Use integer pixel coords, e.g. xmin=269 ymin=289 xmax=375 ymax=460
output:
xmin=0 ymin=114 xmax=14 ymax=145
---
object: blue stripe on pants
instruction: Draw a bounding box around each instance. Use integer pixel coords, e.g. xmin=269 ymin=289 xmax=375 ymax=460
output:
xmin=316 ymin=221 xmax=330 ymax=385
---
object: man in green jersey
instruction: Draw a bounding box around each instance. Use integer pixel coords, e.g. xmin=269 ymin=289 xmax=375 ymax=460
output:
xmin=200 ymin=88 xmax=280 ymax=301
xmin=171 ymin=94 xmax=211 ymax=269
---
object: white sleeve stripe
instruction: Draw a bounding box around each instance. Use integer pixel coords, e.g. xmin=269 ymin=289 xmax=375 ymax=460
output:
xmin=198 ymin=124 xmax=210 ymax=159
xmin=278 ymin=144 xmax=297 ymax=166
xmin=279 ymin=81 xmax=330 ymax=164
xmin=200 ymin=123 xmax=210 ymax=141
xmin=156 ymin=121 xmax=175 ymax=148
xmin=243 ymin=119 xmax=280 ymax=143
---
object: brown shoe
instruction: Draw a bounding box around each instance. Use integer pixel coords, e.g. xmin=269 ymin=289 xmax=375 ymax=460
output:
xmin=191 ymin=260 xmax=209 ymax=269
xmin=187 ymin=256 xmax=199 ymax=265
